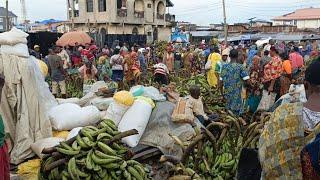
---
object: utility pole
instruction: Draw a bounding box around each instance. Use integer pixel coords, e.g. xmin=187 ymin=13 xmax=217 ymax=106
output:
xmin=5 ymin=0 xmax=9 ymax=31
xmin=222 ymin=0 xmax=227 ymax=45
xmin=71 ymin=0 xmax=75 ymax=31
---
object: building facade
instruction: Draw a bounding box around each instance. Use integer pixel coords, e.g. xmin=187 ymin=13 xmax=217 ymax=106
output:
xmin=272 ymin=8 xmax=320 ymax=29
xmin=0 ymin=7 xmax=17 ymax=32
xmin=68 ymin=0 xmax=175 ymax=43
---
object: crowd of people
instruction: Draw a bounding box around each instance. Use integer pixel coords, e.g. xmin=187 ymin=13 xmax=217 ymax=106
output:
xmin=31 ymin=39 xmax=320 ymax=117
xmin=0 ymin=37 xmax=318 ymax=179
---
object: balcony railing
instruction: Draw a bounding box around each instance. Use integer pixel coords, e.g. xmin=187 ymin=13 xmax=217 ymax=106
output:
xmin=134 ymin=11 xmax=144 ymax=18
xmin=165 ymin=14 xmax=175 ymax=22
xmin=157 ymin=13 xmax=164 ymax=19
xmin=117 ymin=9 xmax=127 ymax=17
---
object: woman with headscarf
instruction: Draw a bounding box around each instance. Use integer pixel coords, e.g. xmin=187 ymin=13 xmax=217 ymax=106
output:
xmin=206 ymin=46 xmax=221 ymax=87
xmin=78 ymin=60 xmax=98 ymax=82
xmin=96 ymin=52 xmax=112 ymax=81
xmin=130 ymin=51 xmax=141 ymax=85
xmin=247 ymin=55 xmax=263 ymax=112
xmin=262 ymin=46 xmax=283 ymax=100
xmin=110 ymin=47 xmax=125 ymax=84
xmin=258 ymin=60 xmax=320 ymax=179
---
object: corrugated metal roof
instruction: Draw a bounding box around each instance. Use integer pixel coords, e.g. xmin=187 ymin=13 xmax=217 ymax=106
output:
xmin=0 ymin=7 xmax=17 ymax=17
xmin=190 ymin=31 xmax=220 ymax=37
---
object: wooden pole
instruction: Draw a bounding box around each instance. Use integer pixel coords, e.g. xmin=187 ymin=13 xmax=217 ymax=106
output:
xmin=5 ymin=0 xmax=9 ymax=31
xmin=222 ymin=0 xmax=227 ymax=44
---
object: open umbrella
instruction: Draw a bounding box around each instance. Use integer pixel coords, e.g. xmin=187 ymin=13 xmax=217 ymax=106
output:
xmin=56 ymin=31 xmax=92 ymax=47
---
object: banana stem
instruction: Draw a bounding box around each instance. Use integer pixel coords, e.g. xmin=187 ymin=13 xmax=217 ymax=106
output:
xmin=103 ymin=129 xmax=139 ymax=145
xmin=201 ymin=127 xmax=218 ymax=153
xmin=181 ymin=134 xmax=204 ymax=164
xmin=44 ymin=158 xmax=67 ymax=172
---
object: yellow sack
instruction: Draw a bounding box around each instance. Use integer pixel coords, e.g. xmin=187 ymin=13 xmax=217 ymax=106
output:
xmin=17 ymin=159 xmax=41 ymax=180
xmin=135 ymin=96 xmax=155 ymax=108
xmin=37 ymin=60 xmax=48 ymax=77
xmin=52 ymin=131 xmax=69 ymax=140
xmin=113 ymin=91 xmax=134 ymax=106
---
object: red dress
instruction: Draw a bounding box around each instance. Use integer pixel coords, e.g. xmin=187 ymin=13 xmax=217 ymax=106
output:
xmin=0 ymin=143 xmax=10 ymax=180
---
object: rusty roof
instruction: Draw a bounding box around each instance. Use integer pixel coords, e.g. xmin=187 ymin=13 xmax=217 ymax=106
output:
xmin=272 ymin=8 xmax=320 ymax=21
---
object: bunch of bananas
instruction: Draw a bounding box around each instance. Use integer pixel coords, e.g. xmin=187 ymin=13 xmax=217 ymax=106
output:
xmin=168 ymin=111 xmax=272 ymax=179
xmin=154 ymin=41 xmax=169 ymax=58
xmin=39 ymin=119 xmax=149 ymax=180
xmin=66 ymin=73 xmax=83 ymax=98
xmin=167 ymin=111 xmax=249 ymax=179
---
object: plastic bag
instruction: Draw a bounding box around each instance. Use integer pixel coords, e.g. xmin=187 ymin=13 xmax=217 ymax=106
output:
xmin=31 ymin=137 xmax=64 ymax=158
xmin=143 ymin=86 xmax=166 ymax=101
xmin=89 ymin=97 xmax=113 ymax=111
xmin=288 ymin=84 xmax=307 ymax=103
xmin=49 ymin=103 xmax=100 ymax=130
xmin=113 ymin=91 xmax=134 ymax=106
xmin=66 ymin=127 xmax=83 ymax=140
xmin=130 ymin=85 xmax=145 ymax=97
xmin=104 ymin=102 xmax=129 ymax=125
xmin=119 ymin=99 xmax=153 ymax=147
xmin=257 ymin=90 xmax=276 ymax=111
xmin=83 ymin=84 xmax=93 ymax=96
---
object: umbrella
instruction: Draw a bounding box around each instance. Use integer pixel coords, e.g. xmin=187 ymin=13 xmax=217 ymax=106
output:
xmin=56 ymin=31 xmax=92 ymax=47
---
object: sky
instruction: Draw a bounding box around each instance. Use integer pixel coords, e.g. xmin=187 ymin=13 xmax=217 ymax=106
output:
xmin=1 ymin=0 xmax=319 ymax=25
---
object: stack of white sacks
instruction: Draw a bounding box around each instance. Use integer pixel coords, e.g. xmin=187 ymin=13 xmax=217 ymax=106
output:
xmin=32 ymin=84 xmax=163 ymax=158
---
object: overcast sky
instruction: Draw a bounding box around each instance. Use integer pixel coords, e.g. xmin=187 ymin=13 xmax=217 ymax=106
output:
xmin=1 ymin=0 xmax=319 ymax=25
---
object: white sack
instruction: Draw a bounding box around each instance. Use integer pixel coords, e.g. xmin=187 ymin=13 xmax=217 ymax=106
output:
xmin=118 ymin=100 xmax=152 ymax=147
xmin=104 ymin=101 xmax=129 ymax=126
xmin=66 ymin=127 xmax=83 ymax=140
xmin=31 ymin=137 xmax=64 ymax=158
xmin=49 ymin=103 xmax=100 ymax=131
xmin=0 ymin=27 xmax=28 ymax=46
xmin=57 ymin=98 xmax=80 ymax=105
xmin=1 ymin=43 xmax=30 ymax=58
xmin=90 ymin=97 xmax=113 ymax=111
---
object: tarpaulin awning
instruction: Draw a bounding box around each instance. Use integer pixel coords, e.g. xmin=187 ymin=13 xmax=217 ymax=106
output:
xmin=56 ymin=31 xmax=92 ymax=47
xmin=171 ymin=33 xmax=188 ymax=43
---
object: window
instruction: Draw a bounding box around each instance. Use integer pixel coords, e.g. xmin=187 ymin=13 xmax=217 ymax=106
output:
xmin=147 ymin=3 xmax=152 ymax=8
xmin=0 ymin=25 xmax=3 ymax=30
xmin=147 ymin=32 xmax=152 ymax=36
xmin=86 ymin=0 xmax=93 ymax=12
xmin=117 ymin=0 xmax=126 ymax=9
xmin=117 ymin=0 xmax=122 ymax=9
xmin=0 ymin=18 xmax=3 ymax=23
xmin=98 ymin=0 xmax=106 ymax=12
xmin=132 ymin=27 xmax=138 ymax=35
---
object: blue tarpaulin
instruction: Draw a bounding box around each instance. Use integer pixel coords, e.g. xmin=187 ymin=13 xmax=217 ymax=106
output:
xmin=39 ymin=19 xmax=63 ymax=25
xmin=171 ymin=29 xmax=188 ymax=43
